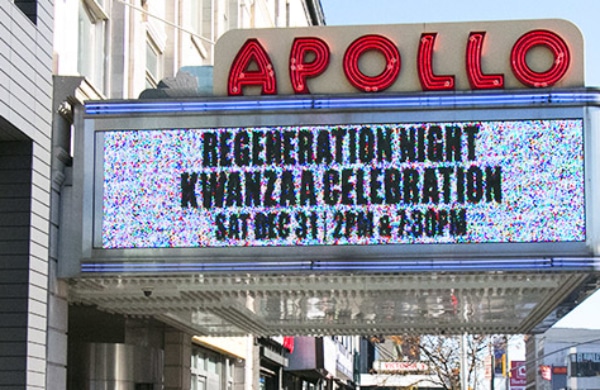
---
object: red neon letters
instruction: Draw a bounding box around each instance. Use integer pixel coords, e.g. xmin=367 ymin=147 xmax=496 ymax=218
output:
xmin=228 ymin=39 xmax=277 ymax=95
xmin=417 ymin=33 xmax=455 ymax=91
xmin=289 ymin=37 xmax=330 ymax=94
xmin=227 ymin=29 xmax=571 ymax=95
xmin=466 ymin=32 xmax=505 ymax=89
xmin=342 ymin=35 xmax=401 ymax=92
xmin=511 ymin=29 xmax=570 ymax=88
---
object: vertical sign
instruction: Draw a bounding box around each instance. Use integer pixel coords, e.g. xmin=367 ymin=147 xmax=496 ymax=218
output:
xmin=510 ymin=361 xmax=526 ymax=389
xmin=493 ymin=336 xmax=507 ymax=376
xmin=484 ymin=355 xmax=493 ymax=380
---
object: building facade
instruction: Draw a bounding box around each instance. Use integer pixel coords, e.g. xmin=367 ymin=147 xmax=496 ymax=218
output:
xmin=526 ymin=328 xmax=600 ymax=390
xmin=7 ymin=0 xmax=326 ymax=389
xmin=51 ymin=1 xmax=327 ymax=388
xmin=4 ymin=2 xmax=600 ymax=390
xmin=0 ymin=1 xmax=53 ymax=389
xmin=285 ymin=336 xmax=357 ymax=390
xmin=55 ymin=12 xmax=600 ymax=390
xmin=53 ymin=0 xmax=325 ymax=100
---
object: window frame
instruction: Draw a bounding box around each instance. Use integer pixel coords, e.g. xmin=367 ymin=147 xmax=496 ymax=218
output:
xmin=145 ymin=36 xmax=162 ymax=88
xmin=77 ymin=0 xmax=107 ymax=92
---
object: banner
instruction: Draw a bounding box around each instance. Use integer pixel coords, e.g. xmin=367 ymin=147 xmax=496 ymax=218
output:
xmin=510 ymin=361 xmax=527 ymax=388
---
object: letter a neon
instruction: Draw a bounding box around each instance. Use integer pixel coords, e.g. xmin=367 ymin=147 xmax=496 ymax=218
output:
xmin=228 ymin=39 xmax=277 ymax=95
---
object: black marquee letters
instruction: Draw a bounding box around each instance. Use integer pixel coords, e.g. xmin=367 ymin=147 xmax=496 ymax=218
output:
xmin=180 ymin=123 xmax=503 ymax=243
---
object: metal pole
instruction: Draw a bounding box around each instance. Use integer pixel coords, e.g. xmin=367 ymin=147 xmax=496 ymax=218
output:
xmin=491 ymin=342 xmax=495 ymax=390
xmin=245 ymin=335 xmax=254 ymax=390
xmin=505 ymin=339 xmax=509 ymax=390
xmin=491 ymin=360 xmax=495 ymax=390
xmin=461 ymin=333 xmax=469 ymax=390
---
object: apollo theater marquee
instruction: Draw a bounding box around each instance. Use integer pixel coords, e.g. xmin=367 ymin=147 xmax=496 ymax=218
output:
xmin=65 ymin=19 xmax=600 ymax=336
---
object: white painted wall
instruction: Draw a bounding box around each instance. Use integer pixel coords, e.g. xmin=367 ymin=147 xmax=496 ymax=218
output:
xmin=0 ymin=1 xmax=53 ymax=389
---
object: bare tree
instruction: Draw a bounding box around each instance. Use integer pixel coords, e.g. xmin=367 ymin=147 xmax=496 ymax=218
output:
xmin=417 ymin=335 xmax=489 ymax=390
xmin=372 ymin=334 xmax=491 ymax=390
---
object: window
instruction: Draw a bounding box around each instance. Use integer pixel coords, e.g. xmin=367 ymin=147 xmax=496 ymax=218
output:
xmin=220 ymin=0 xmax=229 ymax=26
xmin=191 ymin=350 xmax=208 ymax=390
xmin=189 ymin=0 xmax=211 ymax=59
xmin=207 ymin=354 xmax=218 ymax=374
xmin=191 ymin=375 xmax=206 ymax=390
xmin=569 ymin=353 xmax=600 ymax=377
xmin=141 ymin=0 xmax=165 ymax=88
xmin=302 ymin=382 xmax=315 ymax=390
xmin=191 ymin=346 xmax=223 ymax=390
xmin=225 ymin=359 xmax=234 ymax=390
xmin=259 ymin=376 xmax=266 ymax=390
xmin=14 ymin=0 xmax=37 ymax=24
xmin=190 ymin=0 xmax=203 ymax=35
xmin=145 ymin=39 xmax=162 ymax=88
xmin=78 ymin=0 xmax=107 ymax=92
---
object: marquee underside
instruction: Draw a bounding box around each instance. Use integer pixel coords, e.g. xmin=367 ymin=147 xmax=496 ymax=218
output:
xmin=69 ymin=270 xmax=599 ymax=336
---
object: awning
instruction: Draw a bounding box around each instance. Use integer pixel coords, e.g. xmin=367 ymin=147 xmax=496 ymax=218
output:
xmin=68 ymin=270 xmax=599 ymax=336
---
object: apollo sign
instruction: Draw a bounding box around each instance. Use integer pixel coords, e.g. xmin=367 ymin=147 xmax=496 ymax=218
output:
xmin=213 ymin=19 xmax=583 ymax=95
xmin=75 ymin=20 xmax=596 ymax=274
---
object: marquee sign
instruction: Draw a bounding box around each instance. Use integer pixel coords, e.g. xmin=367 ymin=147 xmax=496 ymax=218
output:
xmin=213 ymin=19 xmax=583 ymax=96
xmin=98 ymin=117 xmax=584 ymax=251
xmin=74 ymin=20 xmax=596 ymax=272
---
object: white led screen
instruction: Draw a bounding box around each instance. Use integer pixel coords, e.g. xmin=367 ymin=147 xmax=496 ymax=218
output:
xmin=100 ymin=119 xmax=585 ymax=249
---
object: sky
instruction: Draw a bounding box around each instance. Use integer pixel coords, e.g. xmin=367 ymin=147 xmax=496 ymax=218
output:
xmin=319 ymin=0 xmax=600 ymax=330
xmin=320 ymin=0 xmax=600 ymax=87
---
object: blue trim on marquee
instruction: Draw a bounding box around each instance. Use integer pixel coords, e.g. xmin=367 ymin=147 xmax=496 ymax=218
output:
xmin=82 ymin=89 xmax=600 ymax=274
xmin=80 ymin=258 xmax=600 ymax=274
xmin=85 ymin=90 xmax=600 ymax=116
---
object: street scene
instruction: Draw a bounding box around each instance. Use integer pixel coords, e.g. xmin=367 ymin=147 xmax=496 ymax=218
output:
xmin=2 ymin=1 xmax=600 ymax=389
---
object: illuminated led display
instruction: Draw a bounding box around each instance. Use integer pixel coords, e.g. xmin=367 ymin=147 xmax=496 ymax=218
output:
xmin=101 ymin=119 xmax=584 ymax=249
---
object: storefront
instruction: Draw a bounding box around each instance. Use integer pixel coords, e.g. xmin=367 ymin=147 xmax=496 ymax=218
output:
xmin=284 ymin=336 xmax=356 ymax=390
